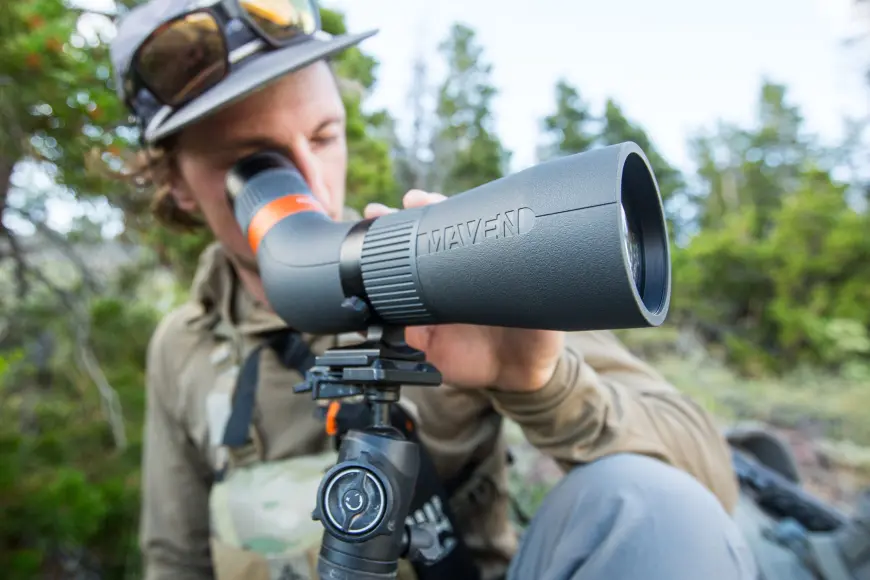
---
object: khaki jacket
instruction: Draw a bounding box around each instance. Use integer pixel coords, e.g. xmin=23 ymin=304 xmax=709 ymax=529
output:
xmin=140 ymin=242 xmax=739 ymax=580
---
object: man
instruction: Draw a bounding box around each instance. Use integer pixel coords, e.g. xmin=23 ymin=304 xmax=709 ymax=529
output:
xmin=110 ymin=1 xmax=758 ymax=579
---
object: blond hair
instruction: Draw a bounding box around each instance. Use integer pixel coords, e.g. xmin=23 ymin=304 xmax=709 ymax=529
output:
xmin=121 ymin=136 xmax=206 ymax=231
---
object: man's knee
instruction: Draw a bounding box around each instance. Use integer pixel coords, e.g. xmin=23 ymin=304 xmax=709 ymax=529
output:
xmin=560 ymin=452 xmax=727 ymax=521
xmin=509 ymin=454 xmax=757 ymax=580
xmin=541 ymin=453 xmax=736 ymax=553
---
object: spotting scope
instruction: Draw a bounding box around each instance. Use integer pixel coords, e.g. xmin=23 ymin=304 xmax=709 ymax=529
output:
xmin=226 ymin=142 xmax=671 ymax=335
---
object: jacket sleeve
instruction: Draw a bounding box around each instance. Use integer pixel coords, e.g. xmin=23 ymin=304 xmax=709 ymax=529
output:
xmin=487 ymin=330 xmax=739 ymax=513
xmin=140 ymin=322 xmax=214 ymax=580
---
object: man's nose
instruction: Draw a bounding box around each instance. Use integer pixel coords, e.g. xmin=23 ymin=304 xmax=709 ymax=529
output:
xmin=287 ymin=137 xmax=325 ymax=195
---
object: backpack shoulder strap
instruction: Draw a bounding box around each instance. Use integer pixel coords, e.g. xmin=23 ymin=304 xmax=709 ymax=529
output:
xmin=218 ymin=330 xmax=316 ymax=474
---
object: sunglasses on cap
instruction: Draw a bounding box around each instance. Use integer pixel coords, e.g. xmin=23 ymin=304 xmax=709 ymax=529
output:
xmin=124 ymin=0 xmax=320 ymax=111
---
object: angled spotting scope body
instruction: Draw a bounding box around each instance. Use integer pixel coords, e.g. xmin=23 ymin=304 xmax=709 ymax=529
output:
xmin=226 ymin=142 xmax=671 ymax=335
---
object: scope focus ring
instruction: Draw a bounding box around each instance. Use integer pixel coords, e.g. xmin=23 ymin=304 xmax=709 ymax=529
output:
xmin=360 ymin=219 xmax=435 ymax=324
xmin=322 ymin=466 xmax=387 ymax=536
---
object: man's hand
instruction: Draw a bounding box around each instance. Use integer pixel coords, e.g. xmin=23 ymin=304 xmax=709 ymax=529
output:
xmin=364 ymin=190 xmax=565 ymax=393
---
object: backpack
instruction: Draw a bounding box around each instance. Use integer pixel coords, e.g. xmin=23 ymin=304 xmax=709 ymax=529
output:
xmin=726 ymin=424 xmax=870 ymax=580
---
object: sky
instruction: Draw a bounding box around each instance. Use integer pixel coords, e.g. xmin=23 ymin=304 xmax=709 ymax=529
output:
xmin=327 ymin=0 xmax=869 ymax=174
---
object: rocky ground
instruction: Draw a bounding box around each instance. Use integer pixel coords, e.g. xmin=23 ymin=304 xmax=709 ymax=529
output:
xmin=503 ymin=418 xmax=870 ymax=524
xmin=769 ymin=425 xmax=870 ymax=513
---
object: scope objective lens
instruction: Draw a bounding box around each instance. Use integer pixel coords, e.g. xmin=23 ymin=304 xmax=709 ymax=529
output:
xmin=620 ymin=203 xmax=645 ymax=295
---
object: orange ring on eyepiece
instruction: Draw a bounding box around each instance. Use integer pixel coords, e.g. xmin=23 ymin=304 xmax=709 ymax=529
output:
xmin=247 ymin=194 xmax=326 ymax=253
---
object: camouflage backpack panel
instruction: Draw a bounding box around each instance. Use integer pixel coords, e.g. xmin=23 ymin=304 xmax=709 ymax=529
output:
xmin=209 ymin=449 xmax=421 ymax=580
xmin=209 ymin=450 xmax=337 ymax=580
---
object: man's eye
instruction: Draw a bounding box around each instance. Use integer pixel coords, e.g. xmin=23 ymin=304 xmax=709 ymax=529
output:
xmin=311 ymin=134 xmax=339 ymax=147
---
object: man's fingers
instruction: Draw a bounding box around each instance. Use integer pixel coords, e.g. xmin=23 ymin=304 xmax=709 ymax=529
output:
xmin=403 ymin=190 xmax=447 ymax=209
xmin=364 ymin=192 xmax=447 ymax=219
xmin=363 ymin=203 xmax=397 ymax=219
xmin=405 ymin=325 xmax=434 ymax=352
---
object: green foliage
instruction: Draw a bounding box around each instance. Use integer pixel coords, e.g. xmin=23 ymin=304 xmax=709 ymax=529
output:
xmin=321 ymin=9 xmax=401 ymax=214
xmin=688 ymin=82 xmax=816 ymax=235
xmin=0 ymin=290 xmax=157 ymax=578
xmin=343 ymin=100 xmax=401 ymax=213
xmin=142 ymin=229 xmax=214 ymax=287
xmin=674 ymin=82 xmax=870 ymax=374
xmin=538 ymin=79 xmax=597 ymax=160
xmin=0 ymin=0 xmax=134 ymax=216
xmin=616 ymin=326 xmax=870 ymax=447
xmin=1 ymin=7 xmax=145 ymax=574
xmin=430 ymin=24 xmax=511 ymax=194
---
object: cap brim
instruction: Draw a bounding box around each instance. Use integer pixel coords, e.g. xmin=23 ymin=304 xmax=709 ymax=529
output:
xmin=144 ymin=30 xmax=377 ymax=144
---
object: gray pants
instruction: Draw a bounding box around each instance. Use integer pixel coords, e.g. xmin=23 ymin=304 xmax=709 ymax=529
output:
xmin=507 ymin=453 xmax=759 ymax=580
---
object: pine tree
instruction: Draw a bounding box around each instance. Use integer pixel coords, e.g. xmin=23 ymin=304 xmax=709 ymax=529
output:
xmin=430 ymin=24 xmax=510 ymax=195
xmin=537 ymin=79 xmax=597 ymax=162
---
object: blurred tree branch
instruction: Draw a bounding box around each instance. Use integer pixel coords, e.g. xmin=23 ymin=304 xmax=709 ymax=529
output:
xmin=10 ymin=205 xmax=101 ymax=293
xmin=13 ymin=255 xmax=128 ymax=450
xmin=0 ymin=0 xmax=136 ymax=453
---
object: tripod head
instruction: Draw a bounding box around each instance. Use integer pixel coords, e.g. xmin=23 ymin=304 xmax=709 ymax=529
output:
xmin=294 ymin=318 xmax=446 ymax=579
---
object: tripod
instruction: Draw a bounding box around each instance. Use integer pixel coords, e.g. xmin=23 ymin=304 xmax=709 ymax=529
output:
xmin=294 ymin=324 xmax=447 ymax=579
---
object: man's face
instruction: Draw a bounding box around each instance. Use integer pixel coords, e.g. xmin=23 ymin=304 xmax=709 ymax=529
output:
xmin=169 ymin=60 xmax=348 ymax=272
